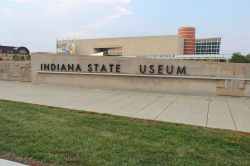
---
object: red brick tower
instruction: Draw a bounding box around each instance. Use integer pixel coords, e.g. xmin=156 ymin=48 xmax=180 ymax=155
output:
xmin=178 ymin=27 xmax=196 ymax=54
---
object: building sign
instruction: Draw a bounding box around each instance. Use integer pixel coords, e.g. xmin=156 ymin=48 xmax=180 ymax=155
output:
xmin=40 ymin=64 xmax=186 ymax=75
xmin=139 ymin=65 xmax=186 ymax=75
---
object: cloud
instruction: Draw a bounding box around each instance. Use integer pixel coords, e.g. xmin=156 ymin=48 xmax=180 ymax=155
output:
xmin=41 ymin=0 xmax=132 ymax=18
xmin=62 ymin=6 xmax=132 ymax=37
xmin=0 ymin=0 xmax=132 ymax=51
xmin=0 ymin=0 xmax=132 ymax=28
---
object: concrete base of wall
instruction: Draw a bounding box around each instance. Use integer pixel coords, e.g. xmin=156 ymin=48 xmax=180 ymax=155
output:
xmin=36 ymin=72 xmax=217 ymax=96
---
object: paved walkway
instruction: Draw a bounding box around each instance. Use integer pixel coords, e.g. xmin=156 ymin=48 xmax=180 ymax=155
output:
xmin=0 ymin=159 xmax=26 ymax=166
xmin=0 ymin=81 xmax=250 ymax=133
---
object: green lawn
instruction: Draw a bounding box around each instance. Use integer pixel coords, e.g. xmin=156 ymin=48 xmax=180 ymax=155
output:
xmin=0 ymin=100 xmax=250 ymax=166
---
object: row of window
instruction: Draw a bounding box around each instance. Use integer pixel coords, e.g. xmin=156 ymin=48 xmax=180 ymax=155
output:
xmin=0 ymin=50 xmax=14 ymax=54
xmin=196 ymin=49 xmax=220 ymax=52
xmin=196 ymin=52 xmax=219 ymax=55
xmin=196 ymin=49 xmax=220 ymax=54
xmin=196 ymin=46 xmax=220 ymax=49
xmin=196 ymin=42 xmax=221 ymax=46
xmin=196 ymin=38 xmax=221 ymax=42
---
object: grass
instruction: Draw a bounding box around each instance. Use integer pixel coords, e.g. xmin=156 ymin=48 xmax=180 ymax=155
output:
xmin=0 ymin=100 xmax=250 ymax=166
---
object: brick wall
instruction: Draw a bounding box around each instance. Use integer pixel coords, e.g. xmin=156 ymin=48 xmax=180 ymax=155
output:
xmin=0 ymin=61 xmax=31 ymax=82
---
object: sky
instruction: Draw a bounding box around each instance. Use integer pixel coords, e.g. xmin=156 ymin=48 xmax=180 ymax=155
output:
xmin=0 ymin=0 xmax=250 ymax=54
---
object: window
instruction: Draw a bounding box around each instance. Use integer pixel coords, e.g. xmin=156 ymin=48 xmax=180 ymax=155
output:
xmin=195 ymin=38 xmax=222 ymax=54
xmin=94 ymin=47 xmax=122 ymax=56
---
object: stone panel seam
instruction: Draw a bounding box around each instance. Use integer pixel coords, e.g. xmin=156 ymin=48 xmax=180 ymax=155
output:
xmin=75 ymin=91 xmax=117 ymax=109
xmin=242 ymin=98 xmax=250 ymax=112
xmin=225 ymin=97 xmax=237 ymax=131
xmin=130 ymin=95 xmax=164 ymax=117
xmin=96 ymin=92 xmax=137 ymax=111
xmin=78 ymin=91 xmax=122 ymax=109
xmin=153 ymin=95 xmax=180 ymax=120
xmin=206 ymin=96 xmax=211 ymax=127
xmin=110 ymin=94 xmax=146 ymax=114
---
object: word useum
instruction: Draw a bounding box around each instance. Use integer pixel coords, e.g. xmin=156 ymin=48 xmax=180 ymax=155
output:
xmin=40 ymin=64 xmax=186 ymax=75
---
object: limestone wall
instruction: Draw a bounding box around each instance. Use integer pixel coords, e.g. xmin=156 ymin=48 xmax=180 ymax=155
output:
xmin=0 ymin=61 xmax=31 ymax=82
xmin=62 ymin=35 xmax=184 ymax=56
xmin=31 ymin=54 xmax=250 ymax=97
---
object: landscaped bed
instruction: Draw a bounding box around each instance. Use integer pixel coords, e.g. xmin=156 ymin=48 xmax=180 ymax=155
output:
xmin=0 ymin=100 xmax=249 ymax=165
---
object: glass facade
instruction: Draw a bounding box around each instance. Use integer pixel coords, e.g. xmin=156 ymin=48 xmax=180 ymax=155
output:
xmin=195 ymin=37 xmax=221 ymax=54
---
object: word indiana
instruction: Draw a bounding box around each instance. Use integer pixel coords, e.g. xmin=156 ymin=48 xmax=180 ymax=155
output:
xmin=41 ymin=64 xmax=121 ymax=73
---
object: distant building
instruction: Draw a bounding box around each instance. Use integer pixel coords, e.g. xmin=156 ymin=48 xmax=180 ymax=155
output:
xmin=0 ymin=45 xmax=30 ymax=55
xmin=57 ymin=27 xmax=224 ymax=60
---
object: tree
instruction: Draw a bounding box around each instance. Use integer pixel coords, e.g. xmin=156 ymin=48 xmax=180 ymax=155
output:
xmin=230 ymin=52 xmax=248 ymax=63
xmin=246 ymin=54 xmax=250 ymax=63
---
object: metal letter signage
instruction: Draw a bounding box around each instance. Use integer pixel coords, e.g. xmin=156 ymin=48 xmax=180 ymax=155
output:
xmin=40 ymin=63 xmax=186 ymax=75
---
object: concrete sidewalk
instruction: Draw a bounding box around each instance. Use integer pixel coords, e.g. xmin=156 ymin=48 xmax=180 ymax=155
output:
xmin=0 ymin=81 xmax=250 ymax=133
xmin=0 ymin=159 xmax=26 ymax=166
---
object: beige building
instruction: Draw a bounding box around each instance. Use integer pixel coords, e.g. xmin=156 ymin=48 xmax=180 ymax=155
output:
xmin=56 ymin=27 xmax=225 ymax=57
xmin=57 ymin=35 xmax=184 ymax=57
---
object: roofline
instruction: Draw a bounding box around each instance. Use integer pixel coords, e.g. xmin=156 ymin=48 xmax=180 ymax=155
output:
xmin=196 ymin=37 xmax=222 ymax=40
xmin=57 ymin=35 xmax=181 ymax=42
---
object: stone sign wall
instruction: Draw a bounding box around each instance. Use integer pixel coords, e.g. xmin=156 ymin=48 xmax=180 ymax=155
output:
xmin=32 ymin=54 xmax=250 ymax=97
xmin=0 ymin=61 xmax=31 ymax=82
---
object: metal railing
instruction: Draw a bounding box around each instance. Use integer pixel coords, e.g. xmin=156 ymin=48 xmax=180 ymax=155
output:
xmin=132 ymin=54 xmax=229 ymax=62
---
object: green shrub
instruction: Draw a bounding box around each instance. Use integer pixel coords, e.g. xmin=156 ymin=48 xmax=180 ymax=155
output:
xmin=230 ymin=52 xmax=249 ymax=63
xmin=12 ymin=55 xmax=20 ymax=61
xmin=20 ymin=56 xmax=25 ymax=61
xmin=246 ymin=54 xmax=250 ymax=62
xmin=26 ymin=55 xmax=31 ymax=60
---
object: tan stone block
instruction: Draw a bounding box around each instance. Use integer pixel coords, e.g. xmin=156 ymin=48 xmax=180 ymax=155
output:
xmin=234 ymin=68 xmax=245 ymax=78
xmin=224 ymin=80 xmax=245 ymax=90
xmin=245 ymin=81 xmax=250 ymax=97
xmin=216 ymin=80 xmax=225 ymax=88
xmin=2 ymin=73 xmax=9 ymax=80
xmin=216 ymin=88 xmax=245 ymax=97
xmin=20 ymin=67 xmax=31 ymax=82
xmin=217 ymin=69 xmax=234 ymax=77
xmin=245 ymin=67 xmax=250 ymax=77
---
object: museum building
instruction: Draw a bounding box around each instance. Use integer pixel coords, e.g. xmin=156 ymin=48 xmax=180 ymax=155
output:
xmin=56 ymin=27 xmax=222 ymax=58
